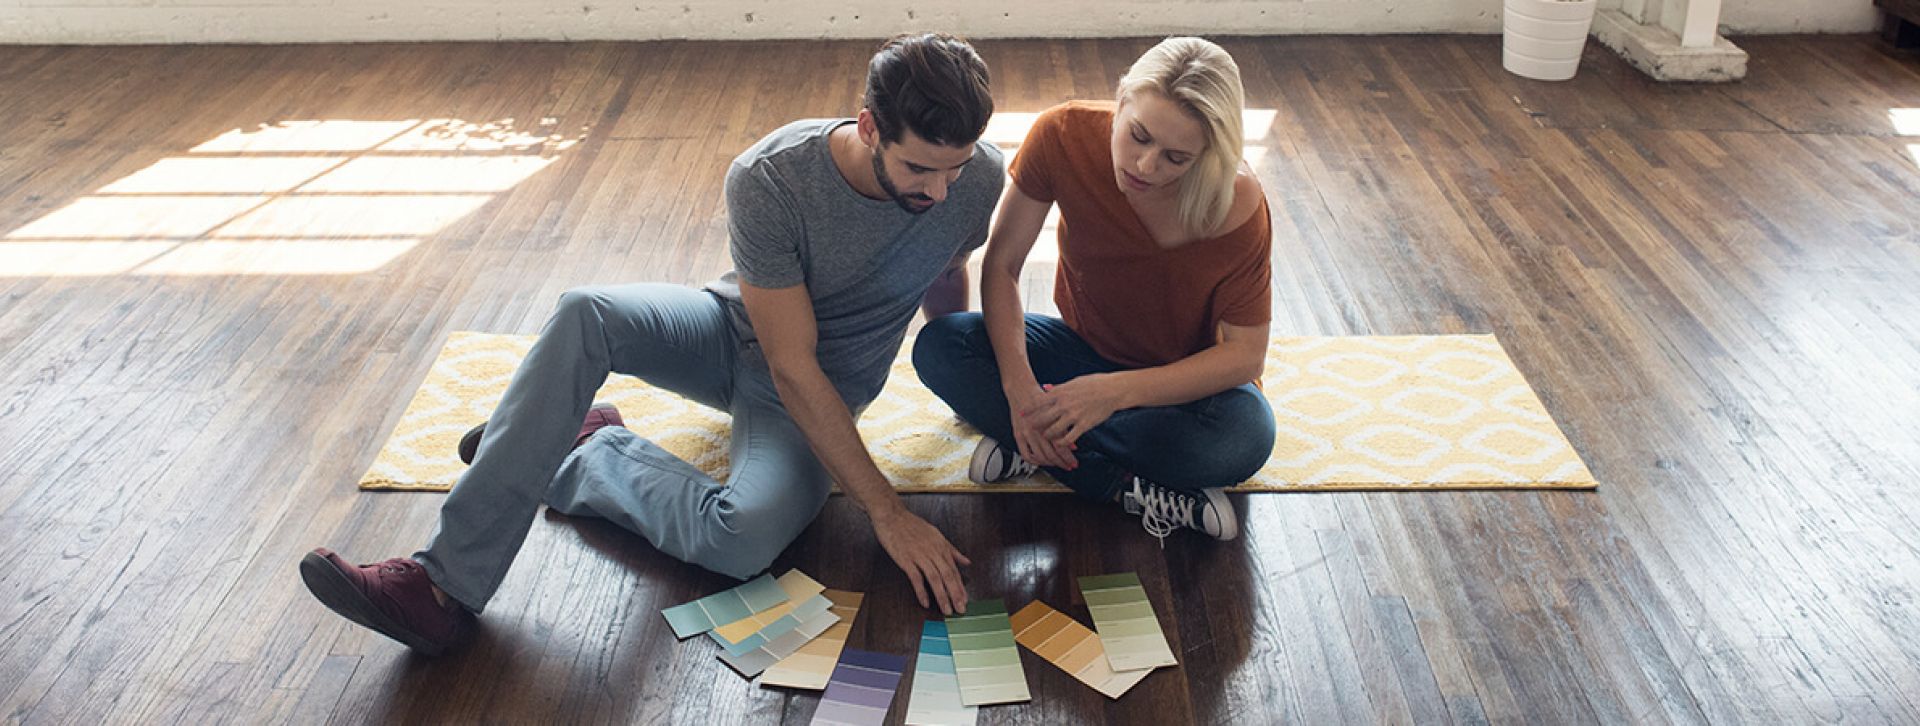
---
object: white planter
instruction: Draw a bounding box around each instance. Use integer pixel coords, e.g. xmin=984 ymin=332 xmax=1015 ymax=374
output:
xmin=1503 ymin=0 xmax=1598 ymax=81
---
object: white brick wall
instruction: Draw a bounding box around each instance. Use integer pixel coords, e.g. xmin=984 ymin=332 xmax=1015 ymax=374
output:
xmin=0 ymin=0 xmax=1879 ymax=44
xmin=1718 ymin=0 xmax=1879 ymax=33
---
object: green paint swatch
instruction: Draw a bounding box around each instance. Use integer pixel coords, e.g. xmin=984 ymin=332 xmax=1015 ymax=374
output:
xmin=942 ymin=599 xmax=1031 ymax=705
xmin=1077 ymin=573 xmax=1176 ymax=671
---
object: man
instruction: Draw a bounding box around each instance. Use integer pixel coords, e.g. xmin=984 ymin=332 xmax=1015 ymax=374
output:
xmin=300 ymin=33 xmax=1003 ymax=655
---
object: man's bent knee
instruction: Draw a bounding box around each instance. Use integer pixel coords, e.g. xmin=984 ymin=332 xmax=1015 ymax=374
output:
xmin=554 ymin=287 xmax=607 ymax=321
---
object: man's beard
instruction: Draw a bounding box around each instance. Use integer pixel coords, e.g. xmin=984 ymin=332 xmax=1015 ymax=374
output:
xmin=872 ymin=147 xmax=935 ymax=215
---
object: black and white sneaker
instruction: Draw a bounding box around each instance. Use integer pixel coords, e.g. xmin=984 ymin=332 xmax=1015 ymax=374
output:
xmin=1122 ymin=477 xmax=1239 ymax=542
xmin=967 ymin=437 xmax=1039 ymax=483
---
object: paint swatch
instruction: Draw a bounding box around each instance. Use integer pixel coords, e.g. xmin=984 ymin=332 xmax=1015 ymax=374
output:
xmin=1010 ymin=600 xmax=1154 ymax=698
xmin=713 ymin=591 xmax=833 ymax=655
xmin=904 ymin=620 xmax=978 ymax=726
xmin=719 ymin=595 xmax=840 ymax=677
xmin=712 ymin=570 xmax=825 ymax=644
xmin=661 ymin=572 xmax=789 ymax=639
xmin=944 ymin=599 xmax=1031 ymax=706
xmin=809 ymin=649 xmax=907 ymax=726
xmin=713 ymin=596 xmax=830 ymax=656
xmin=762 ymin=590 xmax=865 ymax=690
xmin=1077 ymin=573 xmax=1176 ymax=671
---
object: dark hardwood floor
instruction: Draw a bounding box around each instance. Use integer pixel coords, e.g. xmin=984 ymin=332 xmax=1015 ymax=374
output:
xmin=1 ymin=35 xmax=1917 ymax=724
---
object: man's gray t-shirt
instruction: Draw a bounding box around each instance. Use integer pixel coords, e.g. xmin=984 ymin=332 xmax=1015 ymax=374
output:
xmin=706 ymin=119 xmax=1005 ymax=407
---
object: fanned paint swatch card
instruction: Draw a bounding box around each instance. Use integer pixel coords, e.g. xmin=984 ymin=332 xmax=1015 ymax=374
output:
xmin=904 ymin=620 xmax=978 ymax=726
xmin=1010 ymin=600 xmax=1154 ymax=698
xmin=719 ymin=597 xmax=840 ymax=678
xmin=944 ymin=599 xmax=1031 ymax=706
xmin=1077 ymin=573 xmax=1176 ymax=671
xmin=809 ymin=649 xmax=907 ymax=726
xmin=711 ymin=570 xmax=825 ymax=644
xmin=714 ymin=593 xmax=835 ymax=656
xmin=762 ymin=589 xmax=865 ymax=690
xmin=661 ymin=572 xmax=788 ymax=639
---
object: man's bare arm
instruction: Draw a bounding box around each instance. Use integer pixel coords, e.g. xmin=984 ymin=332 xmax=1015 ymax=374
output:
xmin=738 ymin=280 xmax=972 ymax=614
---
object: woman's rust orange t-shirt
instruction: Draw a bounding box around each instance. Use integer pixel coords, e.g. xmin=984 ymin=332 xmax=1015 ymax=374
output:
xmin=1009 ymin=100 xmax=1273 ymax=369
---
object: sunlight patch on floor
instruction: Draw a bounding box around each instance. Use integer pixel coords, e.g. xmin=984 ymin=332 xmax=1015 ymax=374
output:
xmin=2 ymin=117 xmax=581 ymax=277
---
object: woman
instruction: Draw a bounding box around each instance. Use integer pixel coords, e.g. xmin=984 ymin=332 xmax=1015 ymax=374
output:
xmin=914 ymin=37 xmax=1275 ymax=542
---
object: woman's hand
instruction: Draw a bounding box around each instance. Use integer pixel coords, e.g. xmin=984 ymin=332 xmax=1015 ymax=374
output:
xmin=1005 ymin=382 xmax=1079 ymax=469
xmin=1025 ymin=374 xmax=1127 ymax=452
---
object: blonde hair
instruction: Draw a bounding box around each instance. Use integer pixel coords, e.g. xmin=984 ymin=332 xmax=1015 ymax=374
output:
xmin=1116 ymin=37 xmax=1246 ymax=238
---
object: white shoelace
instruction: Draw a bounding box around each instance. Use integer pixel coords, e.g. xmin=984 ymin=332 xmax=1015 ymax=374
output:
xmin=976 ymin=439 xmax=1037 ymax=482
xmin=1003 ymin=452 xmax=1037 ymax=479
xmin=1131 ymin=484 xmax=1197 ymax=548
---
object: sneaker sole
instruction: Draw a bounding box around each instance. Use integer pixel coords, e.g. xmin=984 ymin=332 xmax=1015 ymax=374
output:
xmin=1203 ymin=488 xmax=1239 ymax=541
xmin=298 ymin=552 xmax=451 ymax=656
xmin=966 ymin=440 xmax=998 ymax=484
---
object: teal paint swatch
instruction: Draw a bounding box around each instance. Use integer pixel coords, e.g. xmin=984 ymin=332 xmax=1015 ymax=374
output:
xmin=904 ymin=620 xmax=977 ymax=725
xmin=660 ymin=573 xmax=788 ymax=639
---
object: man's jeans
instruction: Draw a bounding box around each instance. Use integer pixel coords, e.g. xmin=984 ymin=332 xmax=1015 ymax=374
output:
xmin=912 ymin=313 xmax=1275 ymax=502
xmin=415 ymin=283 xmax=833 ymax=613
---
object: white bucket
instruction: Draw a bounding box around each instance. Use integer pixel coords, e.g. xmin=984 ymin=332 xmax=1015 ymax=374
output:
xmin=1503 ymin=0 xmax=1597 ymax=81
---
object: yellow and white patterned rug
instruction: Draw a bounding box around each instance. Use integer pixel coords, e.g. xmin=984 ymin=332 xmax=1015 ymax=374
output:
xmin=359 ymin=331 xmax=1596 ymax=493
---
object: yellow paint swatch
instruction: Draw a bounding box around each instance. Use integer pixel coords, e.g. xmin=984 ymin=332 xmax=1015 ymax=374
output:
xmin=713 ymin=570 xmax=824 ymax=644
xmin=1010 ymin=601 xmax=1153 ymax=699
xmin=761 ymin=590 xmax=865 ymax=690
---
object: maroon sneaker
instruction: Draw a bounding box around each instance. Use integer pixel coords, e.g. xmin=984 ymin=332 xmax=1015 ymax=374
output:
xmin=299 ymin=548 xmax=474 ymax=656
xmin=457 ymin=402 xmax=625 ymax=465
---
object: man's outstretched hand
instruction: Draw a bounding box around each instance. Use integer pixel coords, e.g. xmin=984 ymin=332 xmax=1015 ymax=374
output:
xmin=871 ymin=505 xmax=971 ymax=615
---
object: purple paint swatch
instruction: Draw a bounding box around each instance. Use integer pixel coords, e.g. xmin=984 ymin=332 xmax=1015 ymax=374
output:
xmin=809 ymin=648 xmax=907 ymax=726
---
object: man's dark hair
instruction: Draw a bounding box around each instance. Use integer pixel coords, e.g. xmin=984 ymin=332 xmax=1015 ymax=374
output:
xmin=864 ymin=33 xmax=993 ymax=148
